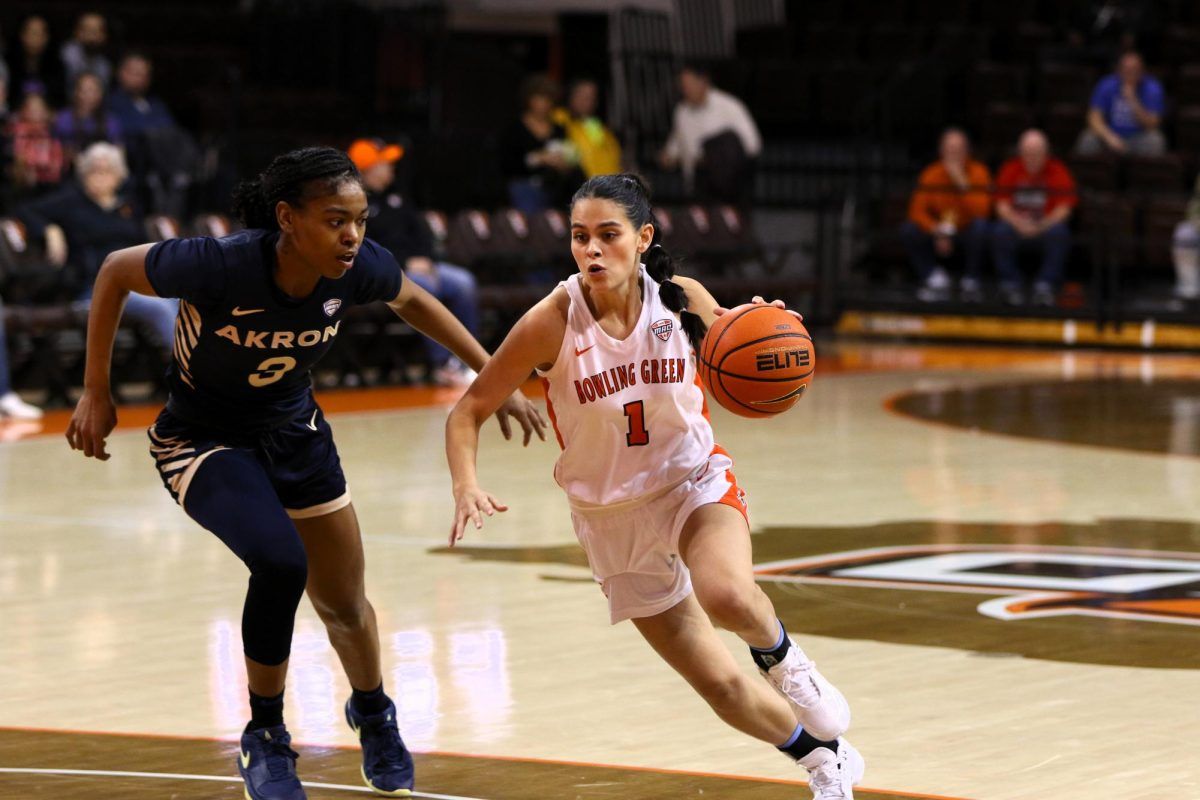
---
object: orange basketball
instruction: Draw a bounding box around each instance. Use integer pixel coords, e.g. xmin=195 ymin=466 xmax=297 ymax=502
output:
xmin=698 ymin=304 xmax=815 ymax=418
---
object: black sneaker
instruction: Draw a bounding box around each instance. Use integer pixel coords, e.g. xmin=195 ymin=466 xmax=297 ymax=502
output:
xmin=1000 ymin=283 xmax=1025 ymax=306
xmin=1032 ymin=283 xmax=1056 ymax=307
xmin=916 ymin=284 xmax=950 ymax=302
xmin=238 ymin=725 xmax=306 ymax=800
xmin=959 ymin=278 xmax=984 ymax=303
xmin=345 ymin=698 xmax=415 ymax=796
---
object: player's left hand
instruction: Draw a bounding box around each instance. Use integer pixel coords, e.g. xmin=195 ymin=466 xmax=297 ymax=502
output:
xmin=450 ymin=483 xmax=508 ymax=546
xmin=495 ymin=391 xmax=548 ymax=446
xmin=713 ymin=296 xmax=803 ymax=322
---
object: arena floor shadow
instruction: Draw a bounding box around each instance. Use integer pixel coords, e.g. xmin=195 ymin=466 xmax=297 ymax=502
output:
xmin=888 ymin=377 xmax=1200 ymax=457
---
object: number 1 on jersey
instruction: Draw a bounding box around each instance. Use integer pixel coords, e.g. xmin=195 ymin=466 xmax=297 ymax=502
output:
xmin=623 ymin=400 xmax=649 ymax=447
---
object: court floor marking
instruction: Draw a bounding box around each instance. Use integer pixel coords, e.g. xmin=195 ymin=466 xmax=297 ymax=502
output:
xmin=418 ymin=748 xmax=977 ymax=800
xmin=0 ymin=727 xmax=977 ymax=800
xmin=881 ymin=382 xmax=1200 ymax=462
xmin=0 ymin=767 xmax=486 ymax=800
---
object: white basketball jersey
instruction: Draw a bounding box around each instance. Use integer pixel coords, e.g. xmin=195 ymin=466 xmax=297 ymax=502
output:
xmin=537 ymin=268 xmax=714 ymax=507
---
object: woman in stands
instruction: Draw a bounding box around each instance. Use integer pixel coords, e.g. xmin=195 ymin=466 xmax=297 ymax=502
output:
xmin=17 ymin=142 xmax=177 ymax=353
xmin=445 ymin=173 xmax=864 ymax=800
xmin=500 ymin=74 xmax=585 ymax=213
xmin=7 ymin=15 xmax=66 ymax=107
xmin=52 ymin=71 xmax=122 ymax=158
xmin=65 ymin=146 xmax=546 ymax=800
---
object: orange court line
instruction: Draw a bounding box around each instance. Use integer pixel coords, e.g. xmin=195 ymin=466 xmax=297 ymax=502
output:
xmin=0 ymin=725 xmax=976 ymax=800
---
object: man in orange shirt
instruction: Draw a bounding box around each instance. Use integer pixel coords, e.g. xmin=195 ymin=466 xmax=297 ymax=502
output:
xmin=900 ymin=128 xmax=992 ymax=302
xmin=992 ymin=129 xmax=1077 ymax=307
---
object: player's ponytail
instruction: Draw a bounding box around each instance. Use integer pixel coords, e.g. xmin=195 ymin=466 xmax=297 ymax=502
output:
xmin=570 ymin=173 xmax=708 ymax=351
xmin=644 ymin=241 xmax=706 ymax=351
xmin=231 ymin=146 xmax=362 ymax=231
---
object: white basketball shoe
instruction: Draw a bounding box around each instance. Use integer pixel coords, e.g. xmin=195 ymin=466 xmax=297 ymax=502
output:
xmin=798 ymin=737 xmax=864 ymax=800
xmin=0 ymin=392 xmax=42 ymax=420
xmin=760 ymin=641 xmax=851 ymax=740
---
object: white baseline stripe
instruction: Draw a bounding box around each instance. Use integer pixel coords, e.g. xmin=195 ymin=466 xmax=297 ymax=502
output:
xmin=0 ymin=767 xmax=490 ymax=800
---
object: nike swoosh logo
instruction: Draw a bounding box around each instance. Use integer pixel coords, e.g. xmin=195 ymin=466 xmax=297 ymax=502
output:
xmin=232 ymin=307 xmax=266 ymax=316
xmin=240 ymin=750 xmax=251 ymax=769
xmin=575 ymin=345 xmax=595 ymax=357
xmin=305 ymin=410 xmax=319 ymax=431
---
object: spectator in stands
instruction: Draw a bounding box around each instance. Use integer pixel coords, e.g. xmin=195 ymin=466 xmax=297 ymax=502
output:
xmin=659 ymin=62 xmax=761 ymax=205
xmin=992 ymin=129 xmax=1078 ymax=306
xmin=7 ymin=15 xmax=65 ymax=108
xmin=108 ymin=51 xmax=197 ymax=217
xmin=501 ymin=74 xmax=584 ymax=213
xmin=1074 ymin=51 xmax=1166 ymax=157
xmin=1171 ymin=174 xmax=1200 ymax=304
xmin=554 ymin=78 xmax=622 ymax=178
xmin=16 ymin=143 xmax=176 ymax=352
xmin=6 ymin=93 xmax=66 ymax=198
xmin=108 ymin=52 xmax=175 ymax=138
xmin=900 ymin=128 xmax=992 ymax=302
xmin=349 ymin=138 xmax=481 ymax=385
xmin=53 ymin=71 xmax=122 ymax=160
xmin=0 ymin=306 xmax=43 ymax=419
xmin=60 ymin=12 xmax=112 ymax=92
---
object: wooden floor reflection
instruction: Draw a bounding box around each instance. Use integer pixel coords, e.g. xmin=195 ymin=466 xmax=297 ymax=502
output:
xmin=3 ymin=342 xmax=1200 ymax=800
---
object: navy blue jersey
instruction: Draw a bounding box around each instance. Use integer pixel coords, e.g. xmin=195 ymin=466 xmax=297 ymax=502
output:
xmin=145 ymin=229 xmax=403 ymax=433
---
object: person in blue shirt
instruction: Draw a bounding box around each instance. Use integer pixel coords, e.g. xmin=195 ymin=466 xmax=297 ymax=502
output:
xmin=106 ymin=51 xmax=197 ymax=217
xmin=1075 ymin=50 xmax=1166 ymax=156
xmin=107 ymin=52 xmax=176 ymax=138
xmin=64 ymin=146 xmax=546 ymax=800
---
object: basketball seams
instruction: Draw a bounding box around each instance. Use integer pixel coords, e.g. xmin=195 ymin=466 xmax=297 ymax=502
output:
xmin=715 ymin=361 xmax=773 ymax=416
xmin=697 ymin=304 xmax=786 ymax=384
xmin=709 ymin=332 xmax=815 ymax=383
xmin=697 ymin=304 xmax=811 ymax=418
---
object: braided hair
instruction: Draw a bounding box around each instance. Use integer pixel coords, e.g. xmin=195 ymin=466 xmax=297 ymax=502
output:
xmin=569 ymin=173 xmax=707 ymax=350
xmin=231 ymin=146 xmax=362 ymax=231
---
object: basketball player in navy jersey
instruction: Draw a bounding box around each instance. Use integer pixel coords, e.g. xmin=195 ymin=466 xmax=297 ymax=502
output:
xmin=65 ymin=147 xmax=546 ymax=800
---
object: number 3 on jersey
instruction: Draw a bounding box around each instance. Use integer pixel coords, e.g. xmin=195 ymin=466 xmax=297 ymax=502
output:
xmin=623 ymin=400 xmax=649 ymax=447
xmin=249 ymin=356 xmax=297 ymax=387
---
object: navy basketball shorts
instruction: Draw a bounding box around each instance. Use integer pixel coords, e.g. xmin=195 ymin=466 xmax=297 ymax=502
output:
xmin=147 ymin=400 xmax=350 ymax=519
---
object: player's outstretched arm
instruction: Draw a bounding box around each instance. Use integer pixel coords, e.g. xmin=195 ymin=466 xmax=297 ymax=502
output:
xmin=387 ymin=277 xmax=547 ymax=443
xmin=445 ymin=294 xmax=565 ymax=546
xmin=66 ymin=244 xmax=159 ymax=460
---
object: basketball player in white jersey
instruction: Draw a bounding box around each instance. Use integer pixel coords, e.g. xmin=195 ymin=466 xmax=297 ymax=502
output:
xmin=445 ymin=174 xmax=864 ymax=799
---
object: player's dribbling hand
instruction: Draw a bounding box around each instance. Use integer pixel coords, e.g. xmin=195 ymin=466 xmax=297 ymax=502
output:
xmin=713 ymin=296 xmax=804 ymax=322
xmin=450 ymin=485 xmax=508 ymax=546
xmin=495 ymin=391 xmax=548 ymax=446
xmin=66 ymin=388 xmax=118 ymax=461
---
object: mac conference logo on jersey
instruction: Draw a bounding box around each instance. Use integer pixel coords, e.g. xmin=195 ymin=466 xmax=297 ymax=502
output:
xmin=323 ymin=298 xmax=342 ymax=317
xmin=651 ymin=318 xmax=673 ymax=342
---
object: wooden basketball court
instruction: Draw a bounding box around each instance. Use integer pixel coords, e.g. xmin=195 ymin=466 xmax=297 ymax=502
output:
xmin=2 ymin=342 xmax=1197 ymax=799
